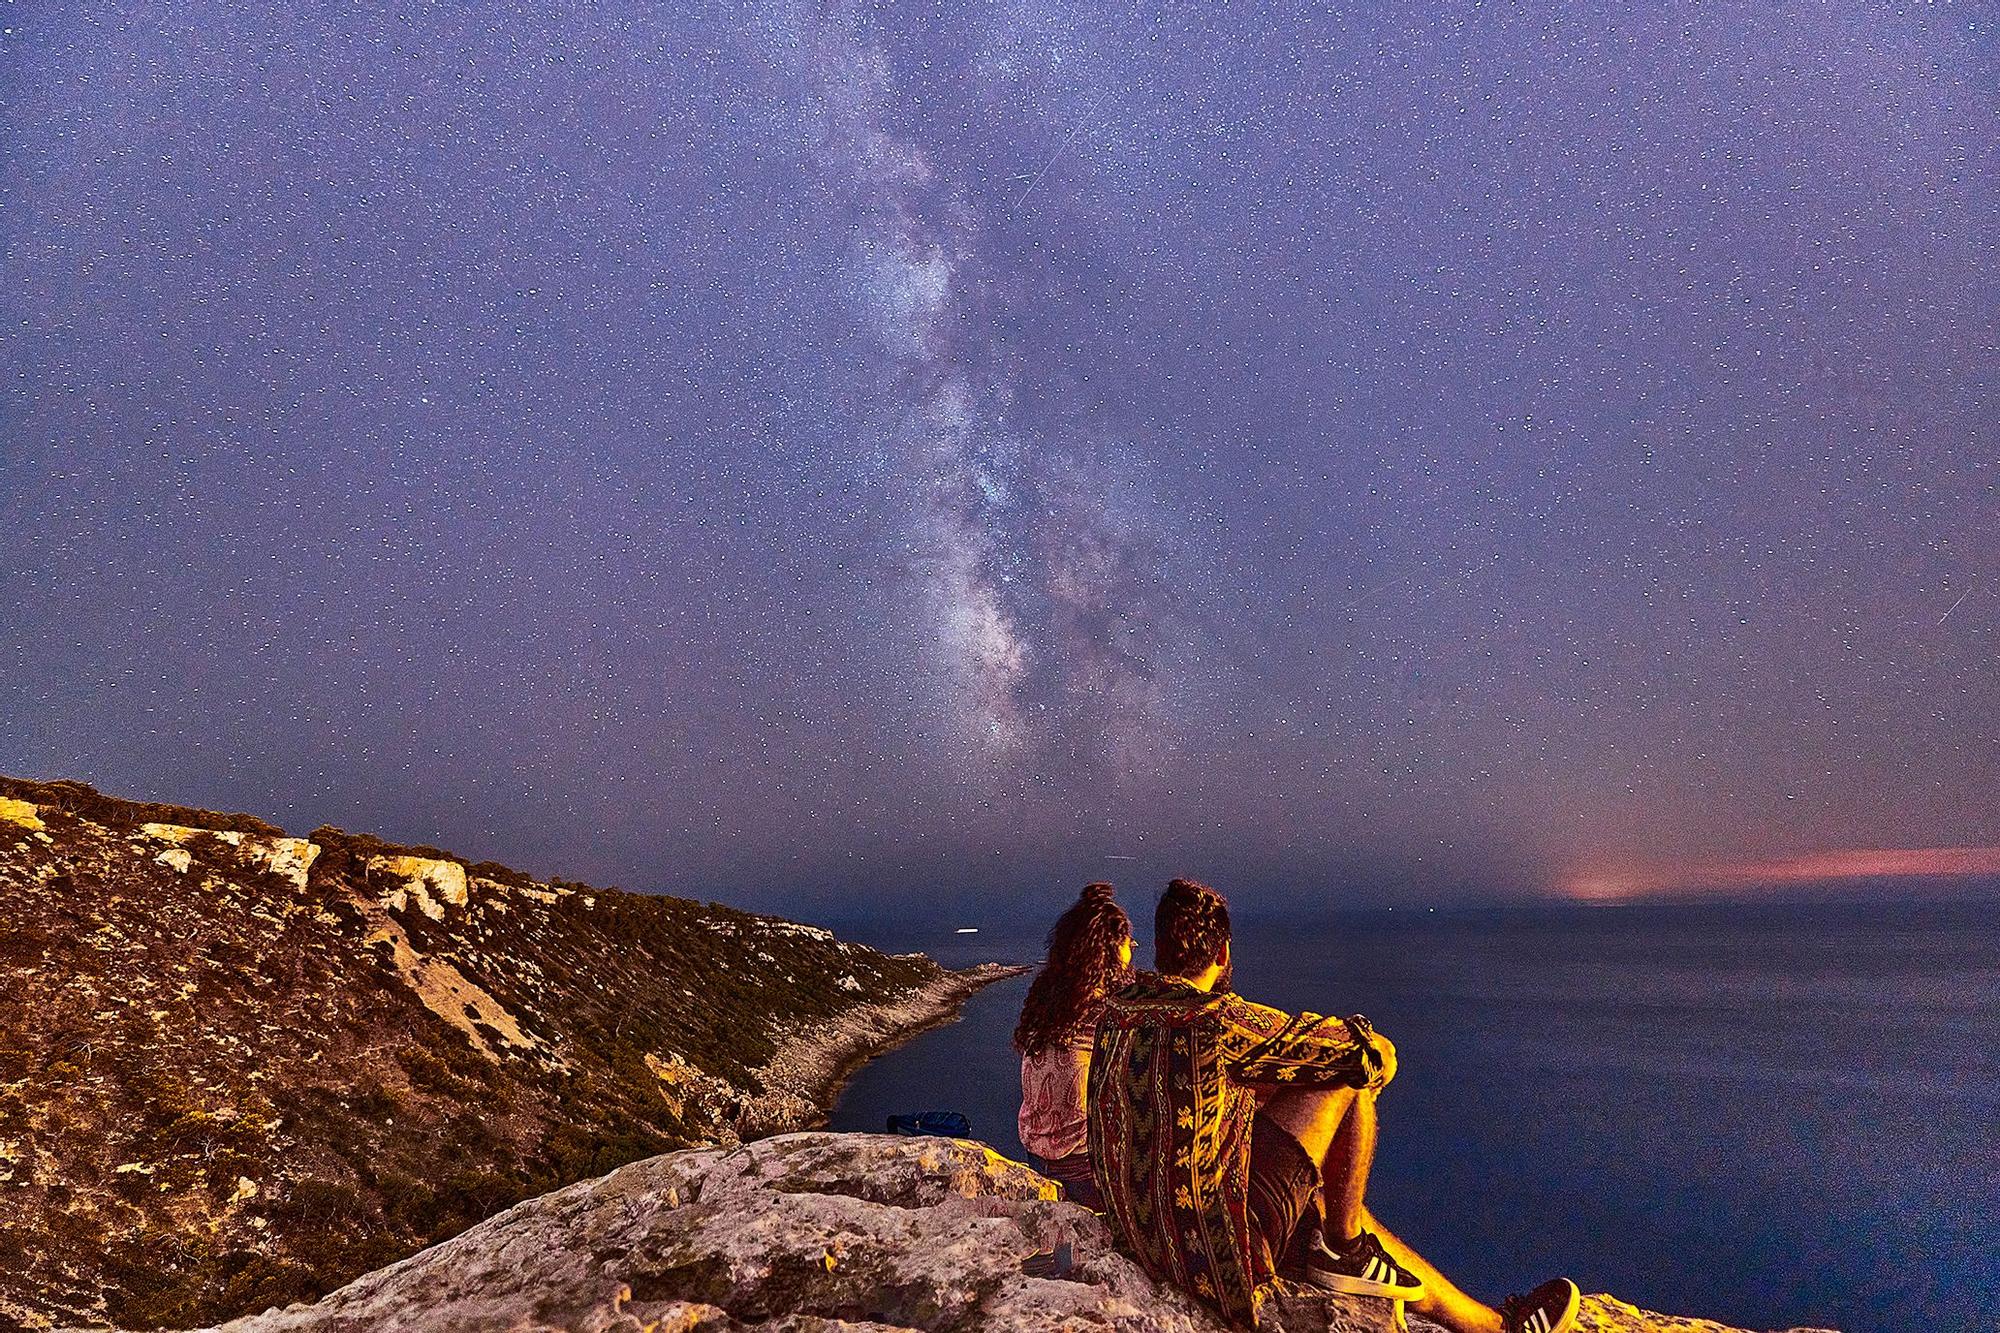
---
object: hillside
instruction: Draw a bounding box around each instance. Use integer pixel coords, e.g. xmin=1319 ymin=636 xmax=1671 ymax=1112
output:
xmin=0 ymin=777 xmax=1007 ymax=1332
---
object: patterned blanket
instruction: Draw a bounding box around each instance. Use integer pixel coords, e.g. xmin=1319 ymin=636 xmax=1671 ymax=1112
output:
xmin=1086 ymin=974 xmax=1381 ymax=1326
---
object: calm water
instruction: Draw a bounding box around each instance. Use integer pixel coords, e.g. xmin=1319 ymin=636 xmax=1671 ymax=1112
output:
xmin=827 ymin=902 xmax=2000 ymax=1333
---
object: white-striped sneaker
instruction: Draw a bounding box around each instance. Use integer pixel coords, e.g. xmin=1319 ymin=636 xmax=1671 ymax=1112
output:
xmin=1501 ymin=1278 xmax=1580 ymax=1333
xmin=1300 ymin=1227 xmax=1426 ymax=1300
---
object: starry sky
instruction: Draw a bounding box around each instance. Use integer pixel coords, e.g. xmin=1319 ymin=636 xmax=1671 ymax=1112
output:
xmin=3 ymin=2 xmax=1995 ymax=918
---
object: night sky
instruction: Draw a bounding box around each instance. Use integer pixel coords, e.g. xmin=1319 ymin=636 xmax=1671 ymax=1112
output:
xmin=3 ymin=3 xmax=1994 ymax=918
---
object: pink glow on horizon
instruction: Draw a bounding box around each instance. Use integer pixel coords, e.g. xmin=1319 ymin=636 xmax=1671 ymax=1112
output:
xmin=1563 ymin=846 xmax=2000 ymax=901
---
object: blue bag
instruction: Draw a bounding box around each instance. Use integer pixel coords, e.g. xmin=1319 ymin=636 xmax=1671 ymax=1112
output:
xmin=886 ymin=1110 xmax=971 ymax=1138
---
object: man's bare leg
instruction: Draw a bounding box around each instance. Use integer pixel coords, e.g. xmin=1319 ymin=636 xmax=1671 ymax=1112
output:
xmin=1356 ymin=1206 xmax=1503 ymax=1333
xmin=1258 ymin=1085 xmax=1361 ymax=1265
xmin=1266 ymin=1089 xmax=1506 ymax=1332
xmin=1263 ymin=1086 xmax=1382 ymax=1246
xmin=1323 ymin=1087 xmax=1378 ymax=1244
xmin=1259 ymin=1084 xmax=1357 ymax=1164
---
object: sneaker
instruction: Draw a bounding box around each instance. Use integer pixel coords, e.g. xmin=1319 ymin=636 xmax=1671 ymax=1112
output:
xmin=1501 ymin=1278 xmax=1580 ymax=1333
xmin=1301 ymin=1227 xmax=1426 ymax=1300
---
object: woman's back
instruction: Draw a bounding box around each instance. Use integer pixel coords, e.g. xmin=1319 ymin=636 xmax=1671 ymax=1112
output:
xmin=1013 ymin=883 xmax=1131 ymax=1210
xmin=1017 ymin=1011 xmax=1098 ymax=1160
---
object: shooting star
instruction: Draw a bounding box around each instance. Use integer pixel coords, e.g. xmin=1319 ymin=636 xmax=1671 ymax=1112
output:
xmin=1013 ymin=93 xmax=1107 ymax=210
xmin=1103 ymin=854 xmax=1138 ymax=861
xmin=1938 ymin=585 xmax=1974 ymax=626
xmin=1343 ymin=569 xmax=1421 ymax=610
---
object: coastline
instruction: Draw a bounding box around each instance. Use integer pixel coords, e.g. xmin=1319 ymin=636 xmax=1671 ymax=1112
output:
xmin=741 ymin=960 xmax=1029 ymax=1138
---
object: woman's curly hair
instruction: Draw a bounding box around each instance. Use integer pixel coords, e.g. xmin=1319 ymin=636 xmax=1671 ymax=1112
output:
xmin=1012 ymin=883 xmax=1133 ymax=1058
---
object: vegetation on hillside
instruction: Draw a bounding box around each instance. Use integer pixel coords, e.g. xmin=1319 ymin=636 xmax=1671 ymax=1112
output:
xmin=0 ymin=776 xmax=946 ymax=1331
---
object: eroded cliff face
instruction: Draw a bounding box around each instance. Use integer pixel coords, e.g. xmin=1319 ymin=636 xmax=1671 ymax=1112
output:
xmin=89 ymin=1133 xmax=1832 ymax=1333
xmin=0 ymin=778 xmax=989 ymax=1332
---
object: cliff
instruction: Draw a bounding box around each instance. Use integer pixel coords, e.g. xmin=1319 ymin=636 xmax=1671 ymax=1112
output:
xmin=76 ymin=1132 xmax=1836 ymax=1333
xmin=0 ymin=777 xmax=1011 ymax=1332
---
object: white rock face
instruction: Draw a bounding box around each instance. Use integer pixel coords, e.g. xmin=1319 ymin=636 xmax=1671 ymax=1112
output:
xmin=257 ymin=839 xmax=321 ymax=890
xmin=105 ymin=1134 xmax=1820 ymax=1333
xmin=758 ymin=919 xmax=835 ymax=941
xmin=368 ymin=854 xmax=469 ymax=920
xmin=514 ymin=882 xmax=562 ymax=902
xmin=138 ymin=824 xmax=321 ymax=891
xmin=0 ymin=797 xmax=44 ymax=830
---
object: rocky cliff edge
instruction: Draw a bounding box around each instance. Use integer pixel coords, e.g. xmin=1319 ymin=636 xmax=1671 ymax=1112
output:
xmin=83 ymin=1132 xmax=1835 ymax=1333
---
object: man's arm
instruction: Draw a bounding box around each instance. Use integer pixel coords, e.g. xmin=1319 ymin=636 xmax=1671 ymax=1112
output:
xmin=1217 ymin=995 xmax=1395 ymax=1091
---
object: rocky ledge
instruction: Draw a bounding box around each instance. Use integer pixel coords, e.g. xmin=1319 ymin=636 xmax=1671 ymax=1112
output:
xmin=93 ymin=1133 xmax=1833 ymax=1333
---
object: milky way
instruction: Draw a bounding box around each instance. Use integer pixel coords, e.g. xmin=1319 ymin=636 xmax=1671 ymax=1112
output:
xmin=1 ymin=2 xmax=1993 ymax=915
xmin=796 ymin=10 xmax=1195 ymax=773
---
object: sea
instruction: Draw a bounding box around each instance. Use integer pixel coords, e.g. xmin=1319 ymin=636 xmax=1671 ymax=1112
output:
xmin=824 ymin=901 xmax=1999 ymax=1333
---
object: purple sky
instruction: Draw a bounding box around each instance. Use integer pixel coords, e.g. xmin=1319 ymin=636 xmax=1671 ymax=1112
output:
xmin=3 ymin=3 xmax=1994 ymax=918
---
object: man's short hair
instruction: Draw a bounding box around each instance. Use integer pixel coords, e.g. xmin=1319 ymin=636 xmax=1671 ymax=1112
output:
xmin=1154 ymin=878 xmax=1231 ymax=978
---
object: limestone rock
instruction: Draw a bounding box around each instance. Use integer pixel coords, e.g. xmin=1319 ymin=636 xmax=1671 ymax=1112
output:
xmin=367 ymin=852 xmax=469 ymax=919
xmin=139 ymin=823 xmax=322 ymax=890
xmin=138 ymin=1133 xmax=1231 ymax=1333
xmin=1568 ymin=1295 xmax=1836 ymax=1333
xmin=92 ymin=1134 xmax=1811 ymax=1333
xmin=0 ymin=796 xmax=45 ymax=830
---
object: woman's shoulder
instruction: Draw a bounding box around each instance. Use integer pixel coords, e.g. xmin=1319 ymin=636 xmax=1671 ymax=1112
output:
xmin=1021 ymin=1029 xmax=1093 ymax=1068
xmin=1058 ymin=998 xmax=1105 ymax=1046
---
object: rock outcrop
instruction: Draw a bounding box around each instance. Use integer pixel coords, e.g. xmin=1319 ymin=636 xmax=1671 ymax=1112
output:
xmin=0 ymin=777 xmax=1014 ymax=1333
xmin=98 ymin=1134 xmax=1832 ymax=1333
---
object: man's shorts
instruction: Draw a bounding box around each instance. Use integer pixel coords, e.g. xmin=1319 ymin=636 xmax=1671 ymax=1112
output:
xmin=1246 ymin=1113 xmax=1320 ymax=1273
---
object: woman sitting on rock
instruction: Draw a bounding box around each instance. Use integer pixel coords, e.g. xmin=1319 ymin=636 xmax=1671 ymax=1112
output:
xmin=1014 ymin=882 xmax=1132 ymax=1210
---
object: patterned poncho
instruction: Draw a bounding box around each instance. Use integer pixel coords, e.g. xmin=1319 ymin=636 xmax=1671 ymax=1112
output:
xmin=1086 ymin=974 xmax=1380 ymax=1326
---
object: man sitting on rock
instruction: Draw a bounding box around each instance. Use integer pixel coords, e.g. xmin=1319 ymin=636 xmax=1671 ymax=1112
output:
xmin=1087 ymin=878 xmax=1578 ymax=1333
